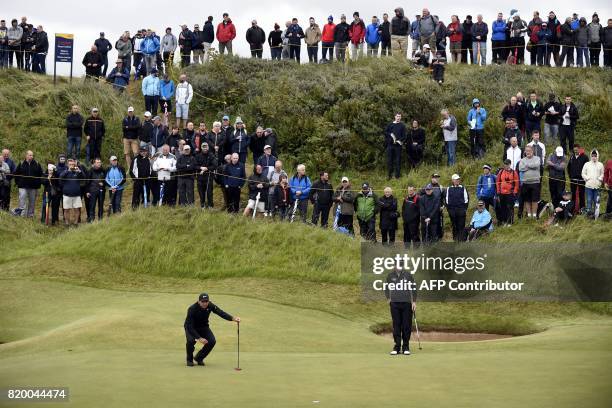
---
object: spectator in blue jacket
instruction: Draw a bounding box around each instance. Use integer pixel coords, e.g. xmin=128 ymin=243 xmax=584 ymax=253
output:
xmin=141 ymin=29 xmax=160 ymax=74
xmin=105 ymin=155 xmax=126 ymax=214
xmin=223 ymin=153 xmax=246 ymax=213
xmin=159 ymin=74 xmax=175 ymax=126
xmin=142 ymin=69 xmax=161 ymax=116
xmin=491 ymin=13 xmax=508 ymax=64
xmin=106 ymin=59 xmax=130 ymax=92
xmin=467 ymin=98 xmax=487 ymax=159
xmin=289 ymin=164 xmax=312 ymax=222
xmin=365 ymin=16 xmax=381 ymax=57
xmin=409 ymin=15 xmax=421 ymax=57
xmin=476 ymin=164 xmax=496 ymax=211
xmin=536 ymin=22 xmax=554 ymax=66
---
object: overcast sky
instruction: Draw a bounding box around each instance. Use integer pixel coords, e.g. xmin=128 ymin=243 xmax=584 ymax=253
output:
xmin=7 ymin=1 xmax=611 ymax=75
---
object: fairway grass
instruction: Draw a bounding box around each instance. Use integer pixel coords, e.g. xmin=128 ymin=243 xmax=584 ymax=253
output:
xmin=1 ymin=280 xmax=611 ymax=408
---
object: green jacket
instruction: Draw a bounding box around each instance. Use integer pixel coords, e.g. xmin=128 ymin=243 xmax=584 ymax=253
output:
xmin=354 ymin=190 xmax=379 ymax=221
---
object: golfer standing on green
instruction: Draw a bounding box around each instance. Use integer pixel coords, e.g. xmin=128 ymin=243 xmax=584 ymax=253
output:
xmin=184 ymin=293 xmax=240 ymax=366
xmin=385 ymin=269 xmax=417 ymax=355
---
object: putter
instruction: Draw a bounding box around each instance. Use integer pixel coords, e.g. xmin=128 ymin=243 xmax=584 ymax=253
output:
xmin=409 ymin=287 xmax=422 ymax=350
xmin=252 ymin=192 xmax=260 ymax=220
xmin=234 ymin=321 xmax=242 ymax=371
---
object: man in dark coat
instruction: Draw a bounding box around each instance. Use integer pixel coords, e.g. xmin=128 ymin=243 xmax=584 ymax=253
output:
xmin=82 ymin=45 xmax=103 ymax=79
xmin=184 ymin=293 xmax=240 ymax=366
xmin=310 ymin=171 xmax=334 ymax=227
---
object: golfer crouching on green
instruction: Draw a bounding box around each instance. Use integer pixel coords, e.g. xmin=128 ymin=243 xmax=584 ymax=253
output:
xmin=184 ymin=293 xmax=240 ymax=366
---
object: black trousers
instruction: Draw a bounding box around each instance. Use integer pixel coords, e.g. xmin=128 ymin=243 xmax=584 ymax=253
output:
xmin=380 ymin=40 xmax=391 ymax=56
xmin=470 ymin=129 xmax=485 ymax=159
xmin=338 ymin=213 xmax=354 ymax=234
xmin=390 ymin=302 xmax=412 ymax=350
xmin=420 ymin=218 xmax=439 ymax=243
xmin=509 ymin=37 xmax=525 ymax=64
xmin=559 ymin=125 xmax=575 ymax=156
xmin=0 ymin=185 xmax=10 ymax=211
xmin=307 ymin=46 xmax=318 ymax=63
xmin=492 ymin=40 xmax=506 ymax=63
xmin=132 ymin=179 xmax=151 ymax=208
xmin=250 ymin=48 xmax=263 ymax=59
xmin=479 ymin=196 xmax=495 ymax=212
xmin=570 ymin=179 xmax=585 ymax=211
xmin=144 ymin=95 xmax=159 ymax=116
xmin=159 ymin=179 xmax=177 ymax=206
xmin=178 ymin=177 xmax=195 ymax=206
xmin=87 ymin=138 xmax=103 ymax=163
xmin=381 ymin=228 xmax=396 ymax=244
xmin=289 ymin=45 xmax=301 ymax=62
xmin=549 ymin=178 xmax=565 ymax=208
xmin=88 ymin=189 xmax=105 ymax=221
xmin=358 ymin=218 xmax=376 ymax=242
xmin=498 ymin=194 xmax=515 ymax=225
xmin=447 ymin=207 xmax=466 ymax=241
xmin=185 ymin=327 xmax=216 ymax=362
xmin=589 ymin=42 xmax=601 ymax=66
xmin=607 ymin=190 xmax=612 ymax=214
xmin=227 ymin=186 xmax=241 ymax=213
xmin=311 ymin=203 xmax=331 ymax=227
xmin=403 ymin=221 xmax=420 ymax=246
xmin=197 ymin=175 xmax=214 ymax=208
xmin=386 ymin=145 xmax=402 ymax=178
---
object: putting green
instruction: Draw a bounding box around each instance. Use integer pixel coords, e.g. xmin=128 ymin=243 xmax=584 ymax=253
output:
xmin=1 ymin=280 xmax=611 ymax=408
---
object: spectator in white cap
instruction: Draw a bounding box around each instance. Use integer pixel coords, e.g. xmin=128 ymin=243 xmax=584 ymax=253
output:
xmin=256 ymin=144 xmax=277 ymax=176
xmin=547 ymin=146 xmax=567 ymax=208
xmin=104 ymin=155 xmax=127 ymax=214
xmin=445 ymin=173 xmax=469 ymax=241
xmin=175 ymin=74 xmax=193 ymax=130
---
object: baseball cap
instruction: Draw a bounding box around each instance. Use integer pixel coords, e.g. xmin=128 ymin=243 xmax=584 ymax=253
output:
xmin=235 ymin=116 xmax=243 ymax=124
xmin=127 ymin=106 xmax=134 ymax=112
xmin=341 ymin=176 xmax=349 ymax=182
xmin=198 ymin=293 xmax=209 ymax=302
xmin=139 ymin=146 xmax=147 ymax=151
xmin=109 ymin=155 xmax=118 ymax=161
xmin=562 ymin=190 xmax=571 ymax=195
xmin=432 ymin=173 xmax=440 ymax=178
xmin=144 ymin=111 xmax=152 ymax=117
xmin=483 ymin=164 xmax=491 ymax=170
xmin=425 ymin=183 xmax=433 ymax=190
xmin=328 ymin=15 xmax=334 ymax=21
xmin=362 ymin=182 xmax=369 ymax=189
xmin=264 ymin=144 xmax=271 ymax=150
xmin=451 ymin=174 xmax=460 ymax=180
xmin=477 ymin=200 xmax=485 ymax=206
xmin=91 ymin=107 xmax=99 ymax=112
xmin=222 ymin=115 xmax=230 ymax=121
xmin=423 ymin=44 xmax=431 ymax=49
xmin=555 ymin=146 xmax=564 ymax=157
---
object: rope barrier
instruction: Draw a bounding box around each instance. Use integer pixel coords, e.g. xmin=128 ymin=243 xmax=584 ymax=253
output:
xmin=5 ymin=169 xmax=606 ymax=193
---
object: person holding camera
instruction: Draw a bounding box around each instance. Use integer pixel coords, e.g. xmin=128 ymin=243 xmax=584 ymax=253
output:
xmin=59 ymin=158 xmax=84 ymax=226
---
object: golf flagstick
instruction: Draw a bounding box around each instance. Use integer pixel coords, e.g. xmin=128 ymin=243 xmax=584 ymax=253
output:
xmin=408 ymin=284 xmax=422 ymax=350
xmin=234 ymin=321 xmax=242 ymax=371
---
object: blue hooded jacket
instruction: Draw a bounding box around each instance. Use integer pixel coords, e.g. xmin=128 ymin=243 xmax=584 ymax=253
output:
xmin=410 ymin=20 xmax=420 ymax=39
xmin=160 ymin=79 xmax=175 ymax=100
xmin=467 ymin=98 xmax=487 ymax=130
xmin=476 ymin=173 xmax=497 ymax=198
xmin=142 ymin=74 xmax=161 ymax=96
xmin=491 ymin=20 xmax=507 ymax=41
xmin=365 ymin=23 xmax=381 ymax=45
xmin=141 ymin=35 xmax=160 ymax=55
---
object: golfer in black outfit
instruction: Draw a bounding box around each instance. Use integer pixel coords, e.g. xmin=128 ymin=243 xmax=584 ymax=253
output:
xmin=184 ymin=293 xmax=240 ymax=366
xmin=385 ymin=269 xmax=417 ymax=355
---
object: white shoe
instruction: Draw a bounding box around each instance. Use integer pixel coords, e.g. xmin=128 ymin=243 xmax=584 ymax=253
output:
xmin=390 ymin=350 xmax=398 ymax=355
xmin=403 ymin=350 xmax=411 ymax=355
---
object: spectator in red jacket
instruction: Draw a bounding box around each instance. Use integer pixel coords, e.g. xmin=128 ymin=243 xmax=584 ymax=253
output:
xmin=496 ymin=159 xmax=520 ymax=225
xmin=216 ymin=13 xmax=236 ymax=55
xmin=447 ymin=15 xmax=462 ymax=63
xmin=349 ymin=12 xmax=366 ymax=60
xmin=604 ymin=159 xmax=612 ymax=215
xmin=321 ymin=16 xmax=336 ymax=62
